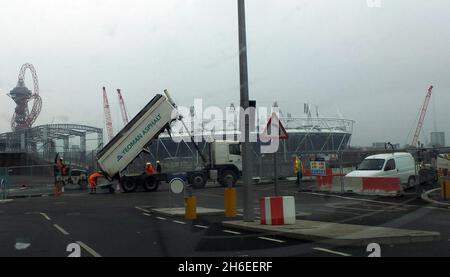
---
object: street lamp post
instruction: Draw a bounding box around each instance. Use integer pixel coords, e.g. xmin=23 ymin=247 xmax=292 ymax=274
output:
xmin=237 ymin=0 xmax=254 ymax=222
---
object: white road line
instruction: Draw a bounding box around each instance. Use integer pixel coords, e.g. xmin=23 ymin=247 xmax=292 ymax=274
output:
xmin=173 ymin=220 xmax=186 ymax=225
xmin=194 ymin=225 xmax=209 ymax=229
xmin=39 ymin=212 xmax=51 ymax=221
xmin=143 ymin=213 xmax=151 ymax=217
xmin=258 ymin=237 xmax=285 ymax=243
xmin=237 ymin=213 xmax=243 ymax=216
xmin=313 ymin=247 xmax=351 ymax=257
xmin=156 ymin=217 xmax=167 ymax=220
xmin=53 ymin=224 xmax=70 ymax=235
xmin=299 ymin=192 xmax=414 ymax=207
xmin=223 ymin=230 xmax=241 ymax=235
xmin=76 ymin=241 xmax=102 ymax=257
xmin=135 ymin=207 xmax=151 ymax=213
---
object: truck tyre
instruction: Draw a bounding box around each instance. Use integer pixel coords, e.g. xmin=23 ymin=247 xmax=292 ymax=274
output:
xmin=219 ymin=170 xmax=237 ymax=187
xmin=121 ymin=179 xmax=137 ymax=193
xmin=191 ymin=173 xmax=206 ymax=189
xmin=144 ymin=177 xmax=159 ymax=192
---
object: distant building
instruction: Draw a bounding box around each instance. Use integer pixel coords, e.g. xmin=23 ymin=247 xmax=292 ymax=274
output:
xmin=430 ymin=132 xmax=445 ymax=147
xmin=371 ymin=142 xmax=400 ymax=150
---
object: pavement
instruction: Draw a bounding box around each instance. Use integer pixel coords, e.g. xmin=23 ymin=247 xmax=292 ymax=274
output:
xmin=223 ymin=220 xmax=440 ymax=246
xmin=1 ymin=180 xmax=450 ymax=257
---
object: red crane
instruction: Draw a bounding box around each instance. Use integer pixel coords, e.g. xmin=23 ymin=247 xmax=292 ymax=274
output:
xmin=102 ymin=86 xmax=114 ymax=141
xmin=412 ymin=85 xmax=434 ymax=147
xmin=117 ymin=89 xmax=129 ymax=125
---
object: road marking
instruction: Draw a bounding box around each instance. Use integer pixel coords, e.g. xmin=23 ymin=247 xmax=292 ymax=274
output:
xmin=135 ymin=207 xmax=151 ymax=213
xmin=53 ymin=224 xmax=70 ymax=235
xmin=39 ymin=212 xmax=51 ymax=221
xmin=173 ymin=220 xmax=186 ymax=225
xmin=194 ymin=224 xmax=209 ymax=229
xmin=223 ymin=230 xmax=241 ymax=235
xmin=76 ymin=241 xmax=102 ymax=257
xmin=299 ymin=192 xmax=415 ymax=207
xmin=258 ymin=237 xmax=285 ymax=243
xmin=313 ymin=247 xmax=351 ymax=257
xmin=237 ymin=213 xmax=243 ymax=216
xmin=156 ymin=217 xmax=167 ymax=220
xmin=143 ymin=213 xmax=151 ymax=217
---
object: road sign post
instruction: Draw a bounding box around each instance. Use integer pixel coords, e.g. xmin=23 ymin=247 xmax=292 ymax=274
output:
xmin=261 ymin=113 xmax=288 ymax=196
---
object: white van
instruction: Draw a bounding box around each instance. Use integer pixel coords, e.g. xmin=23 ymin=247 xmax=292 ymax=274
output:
xmin=346 ymin=152 xmax=417 ymax=187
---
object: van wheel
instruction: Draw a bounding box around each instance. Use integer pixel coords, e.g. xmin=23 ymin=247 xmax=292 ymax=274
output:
xmin=121 ymin=179 xmax=137 ymax=193
xmin=219 ymin=170 xmax=237 ymax=187
xmin=144 ymin=177 xmax=159 ymax=192
xmin=191 ymin=174 xmax=206 ymax=189
xmin=408 ymin=176 xmax=416 ymax=188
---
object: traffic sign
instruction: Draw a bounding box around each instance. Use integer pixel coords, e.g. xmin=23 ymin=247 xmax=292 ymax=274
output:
xmin=310 ymin=161 xmax=327 ymax=176
xmin=260 ymin=112 xmax=288 ymax=141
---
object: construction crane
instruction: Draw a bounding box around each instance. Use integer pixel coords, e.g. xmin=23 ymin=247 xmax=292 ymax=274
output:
xmin=102 ymin=86 xmax=114 ymax=141
xmin=117 ymin=89 xmax=129 ymax=125
xmin=412 ymin=85 xmax=434 ymax=147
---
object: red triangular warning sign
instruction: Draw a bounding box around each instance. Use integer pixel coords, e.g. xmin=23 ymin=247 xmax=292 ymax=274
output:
xmin=260 ymin=112 xmax=288 ymax=141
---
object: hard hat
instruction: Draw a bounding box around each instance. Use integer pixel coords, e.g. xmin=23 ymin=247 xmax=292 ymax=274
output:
xmin=156 ymin=160 xmax=160 ymax=163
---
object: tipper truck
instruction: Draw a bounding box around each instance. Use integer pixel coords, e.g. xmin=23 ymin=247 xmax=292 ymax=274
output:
xmin=96 ymin=91 xmax=242 ymax=193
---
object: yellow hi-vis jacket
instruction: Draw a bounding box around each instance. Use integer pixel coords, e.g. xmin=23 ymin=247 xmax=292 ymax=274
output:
xmin=294 ymin=157 xmax=304 ymax=174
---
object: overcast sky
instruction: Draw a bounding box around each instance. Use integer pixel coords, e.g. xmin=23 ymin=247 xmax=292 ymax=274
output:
xmin=0 ymin=0 xmax=449 ymax=146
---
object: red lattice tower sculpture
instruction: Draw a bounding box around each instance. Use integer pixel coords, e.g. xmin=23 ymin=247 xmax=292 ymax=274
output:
xmin=8 ymin=63 xmax=42 ymax=131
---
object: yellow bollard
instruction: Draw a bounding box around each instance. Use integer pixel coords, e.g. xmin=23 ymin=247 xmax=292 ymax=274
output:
xmin=442 ymin=179 xmax=450 ymax=200
xmin=185 ymin=196 xmax=197 ymax=220
xmin=224 ymin=188 xmax=237 ymax=217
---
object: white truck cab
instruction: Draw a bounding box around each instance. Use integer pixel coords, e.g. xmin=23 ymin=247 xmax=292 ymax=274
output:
xmin=346 ymin=152 xmax=417 ymax=187
xmin=211 ymin=140 xmax=242 ymax=172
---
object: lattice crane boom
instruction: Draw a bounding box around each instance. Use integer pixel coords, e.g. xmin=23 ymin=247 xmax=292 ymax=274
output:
xmin=117 ymin=89 xmax=129 ymax=125
xmin=102 ymin=86 xmax=114 ymax=141
xmin=412 ymin=85 xmax=434 ymax=147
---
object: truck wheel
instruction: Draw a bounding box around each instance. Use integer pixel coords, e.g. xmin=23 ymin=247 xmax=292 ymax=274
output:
xmin=144 ymin=177 xmax=159 ymax=192
xmin=219 ymin=170 xmax=237 ymax=187
xmin=121 ymin=179 xmax=137 ymax=193
xmin=191 ymin=174 xmax=206 ymax=189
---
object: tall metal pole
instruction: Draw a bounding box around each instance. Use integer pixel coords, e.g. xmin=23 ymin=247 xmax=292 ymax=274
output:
xmin=238 ymin=0 xmax=254 ymax=222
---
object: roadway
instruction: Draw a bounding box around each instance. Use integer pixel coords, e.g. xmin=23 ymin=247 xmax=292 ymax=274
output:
xmin=1 ymin=181 xmax=450 ymax=257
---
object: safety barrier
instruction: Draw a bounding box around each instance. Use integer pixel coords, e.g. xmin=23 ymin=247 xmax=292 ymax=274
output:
xmin=343 ymin=176 xmax=403 ymax=196
xmin=260 ymin=196 xmax=296 ymax=225
xmin=312 ymin=170 xmax=403 ymax=196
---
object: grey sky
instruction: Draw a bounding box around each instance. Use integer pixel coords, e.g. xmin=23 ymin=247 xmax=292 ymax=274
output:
xmin=0 ymin=0 xmax=449 ymax=146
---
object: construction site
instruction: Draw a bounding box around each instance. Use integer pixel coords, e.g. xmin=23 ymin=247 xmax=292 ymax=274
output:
xmin=1 ymin=1 xmax=450 ymax=260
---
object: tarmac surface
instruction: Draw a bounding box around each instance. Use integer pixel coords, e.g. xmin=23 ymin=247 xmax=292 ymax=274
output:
xmin=1 ymin=180 xmax=450 ymax=257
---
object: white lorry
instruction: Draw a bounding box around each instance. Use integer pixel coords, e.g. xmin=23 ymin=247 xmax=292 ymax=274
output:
xmin=96 ymin=91 xmax=242 ymax=192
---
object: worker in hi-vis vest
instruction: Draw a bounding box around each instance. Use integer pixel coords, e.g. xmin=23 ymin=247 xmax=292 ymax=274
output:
xmin=294 ymin=156 xmax=304 ymax=190
xmin=88 ymin=172 xmax=103 ymax=194
xmin=145 ymin=162 xmax=156 ymax=176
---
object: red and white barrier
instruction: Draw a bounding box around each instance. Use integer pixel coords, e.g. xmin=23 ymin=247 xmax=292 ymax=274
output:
xmin=260 ymin=196 xmax=296 ymax=225
xmin=343 ymin=177 xmax=403 ymax=196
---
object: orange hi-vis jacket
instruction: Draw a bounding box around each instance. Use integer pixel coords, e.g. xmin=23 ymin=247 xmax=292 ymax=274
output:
xmin=145 ymin=164 xmax=156 ymax=176
xmin=89 ymin=172 xmax=103 ymax=188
